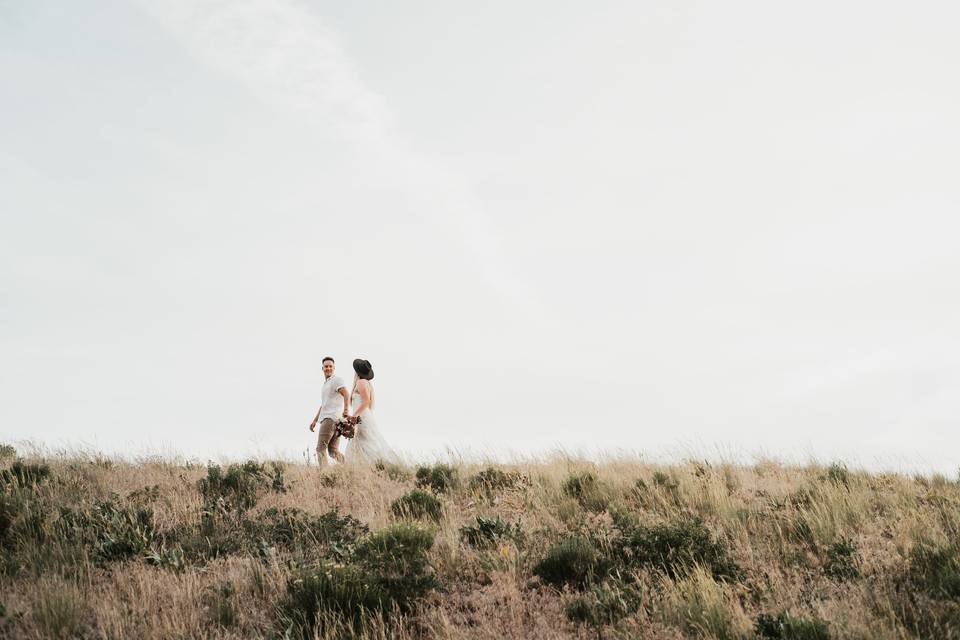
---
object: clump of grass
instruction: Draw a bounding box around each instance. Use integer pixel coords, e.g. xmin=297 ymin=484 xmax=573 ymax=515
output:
xmin=56 ymin=497 xmax=157 ymax=563
xmin=822 ymin=462 xmax=851 ymax=489
xmin=755 ymin=610 xmax=831 ymax=639
xmin=565 ymin=580 xmax=642 ymax=628
xmin=0 ymin=444 xmax=15 ymax=460
xmin=1 ymin=460 xmax=52 ymax=488
xmin=664 ymin=568 xmax=752 ymax=640
xmin=204 ymin=580 xmax=238 ymax=628
xmin=907 ymin=539 xmax=960 ymax=599
xmin=533 ymin=537 xmax=603 ymax=590
xmin=823 ymin=538 xmax=859 ymax=581
xmin=415 ymin=463 xmax=459 ymax=494
xmin=618 ymin=516 xmax=739 ymax=581
xmin=468 ymin=467 xmax=526 ymax=496
xmin=561 ymin=471 xmax=611 ymax=512
xmin=459 ymin=515 xmax=522 ymax=549
xmin=282 ymin=523 xmax=437 ymax=637
xmin=30 ymin=581 xmax=87 ymax=640
xmin=391 ymin=489 xmax=443 ymax=522
xmin=375 ymin=459 xmax=412 ymax=482
xmin=197 ymin=460 xmax=272 ymax=512
xmin=652 ymin=470 xmax=680 ymax=491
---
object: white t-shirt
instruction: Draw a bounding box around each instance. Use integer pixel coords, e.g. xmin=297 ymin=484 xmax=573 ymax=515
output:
xmin=319 ymin=375 xmax=347 ymax=420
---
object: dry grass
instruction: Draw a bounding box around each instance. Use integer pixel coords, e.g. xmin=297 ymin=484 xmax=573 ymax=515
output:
xmin=1 ymin=448 xmax=958 ymax=639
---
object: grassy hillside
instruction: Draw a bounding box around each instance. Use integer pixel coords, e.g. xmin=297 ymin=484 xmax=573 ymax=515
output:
xmin=1 ymin=444 xmax=958 ymax=639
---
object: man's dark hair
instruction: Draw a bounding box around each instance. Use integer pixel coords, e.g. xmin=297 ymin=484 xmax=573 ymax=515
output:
xmin=322 ymin=356 xmax=335 ymax=364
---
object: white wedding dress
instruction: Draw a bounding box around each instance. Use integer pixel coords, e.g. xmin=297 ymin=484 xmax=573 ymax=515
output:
xmin=346 ymin=383 xmax=396 ymax=463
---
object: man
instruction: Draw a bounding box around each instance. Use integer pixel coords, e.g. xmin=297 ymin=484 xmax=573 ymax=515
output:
xmin=309 ymin=356 xmax=350 ymax=466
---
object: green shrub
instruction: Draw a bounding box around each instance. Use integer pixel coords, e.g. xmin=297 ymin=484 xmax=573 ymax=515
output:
xmin=391 ymin=489 xmax=443 ymax=522
xmin=533 ymin=537 xmax=602 ymax=590
xmin=756 ymin=611 xmax=831 ymax=639
xmin=0 ymin=444 xmax=15 ymax=460
xmin=1 ymin=460 xmax=52 ymax=487
xmin=415 ymin=463 xmax=459 ymax=494
xmin=565 ymin=581 xmax=642 ymax=627
xmin=823 ymin=463 xmax=850 ymax=489
xmin=468 ymin=468 xmax=525 ymax=496
xmin=907 ymin=540 xmax=960 ymax=599
xmin=197 ymin=460 xmax=270 ymax=512
xmin=823 ymin=538 xmax=859 ymax=581
xmin=205 ymin=581 xmax=237 ymax=628
xmin=353 ymin=523 xmax=437 ymax=605
xmin=375 ymin=460 xmax=412 ymax=482
xmin=269 ymin=461 xmax=288 ymax=494
xmin=56 ymin=497 xmax=156 ymax=563
xmin=283 ymin=563 xmax=392 ymax=637
xmin=459 ymin=515 xmax=522 ymax=549
xmin=618 ymin=517 xmax=739 ymax=581
xmin=561 ymin=471 xmax=610 ymax=512
xmin=652 ymin=470 xmax=679 ymax=491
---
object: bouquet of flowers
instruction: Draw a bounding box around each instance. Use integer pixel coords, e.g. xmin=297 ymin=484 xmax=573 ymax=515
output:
xmin=335 ymin=415 xmax=361 ymax=439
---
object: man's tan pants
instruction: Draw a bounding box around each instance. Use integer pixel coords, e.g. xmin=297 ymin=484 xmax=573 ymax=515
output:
xmin=316 ymin=418 xmax=344 ymax=465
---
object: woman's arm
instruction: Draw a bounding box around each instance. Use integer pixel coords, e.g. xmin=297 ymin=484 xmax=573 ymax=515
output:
xmin=353 ymin=380 xmax=372 ymax=416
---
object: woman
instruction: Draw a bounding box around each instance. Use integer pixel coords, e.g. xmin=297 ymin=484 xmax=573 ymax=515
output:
xmin=346 ymin=358 xmax=396 ymax=463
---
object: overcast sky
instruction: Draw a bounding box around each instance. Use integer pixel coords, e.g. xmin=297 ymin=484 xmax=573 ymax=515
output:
xmin=2 ymin=1 xmax=958 ymax=472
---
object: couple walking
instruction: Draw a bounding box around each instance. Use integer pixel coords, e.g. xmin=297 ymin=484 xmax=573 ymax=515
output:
xmin=309 ymin=357 xmax=393 ymax=465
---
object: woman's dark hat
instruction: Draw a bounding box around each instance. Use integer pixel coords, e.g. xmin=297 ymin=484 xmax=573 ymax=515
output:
xmin=353 ymin=358 xmax=374 ymax=380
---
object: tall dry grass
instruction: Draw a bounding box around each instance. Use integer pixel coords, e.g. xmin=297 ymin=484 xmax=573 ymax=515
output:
xmin=0 ymin=445 xmax=958 ymax=639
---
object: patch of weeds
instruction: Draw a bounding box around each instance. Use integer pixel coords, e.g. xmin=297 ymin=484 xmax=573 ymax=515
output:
xmin=391 ymin=489 xmax=443 ymax=522
xmin=0 ymin=444 xmax=15 ymax=460
xmin=205 ymin=581 xmax=238 ymax=628
xmin=375 ymin=459 xmax=412 ymax=482
xmin=533 ymin=536 xmax=603 ymax=590
xmin=823 ymin=538 xmax=859 ymax=581
xmin=415 ymin=463 xmax=459 ymax=494
xmin=618 ymin=517 xmax=739 ymax=581
xmin=127 ymin=485 xmax=161 ymax=506
xmin=907 ymin=540 xmax=960 ymax=599
xmin=468 ymin=467 xmax=525 ymax=497
xmin=822 ymin=463 xmax=850 ymax=489
xmin=756 ymin=610 xmax=831 ymax=639
xmin=258 ymin=507 xmax=368 ymax=560
xmin=197 ymin=460 xmax=271 ymax=512
xmin=31 ymin=582 xmax=87 ymax=640
xmin=565 ymin=580 xmax=642 ymax=628
xmin=269 ymin=461 xmax=288 ymax=493
xmin=652 ymin=470 xmax=679 ymax=491
xmin=561 ymin=471 xmax=610 ymax=512
xmin=56 ymin=497 xmax=157 ymax=563
xmin=280 ymin=522 xmax=437 ymax=638
xmin=1 ymin=460 xmax=52 ymax=487
xmin=459 ymin=515 xmax=522 ymax=549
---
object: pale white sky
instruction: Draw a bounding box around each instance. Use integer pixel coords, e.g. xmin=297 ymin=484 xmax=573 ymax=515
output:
xmin=2 ymin=1 xmax=958 ymax=472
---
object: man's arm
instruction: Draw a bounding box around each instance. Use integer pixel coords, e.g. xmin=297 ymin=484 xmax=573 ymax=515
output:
xmin=338 ymin=386 xmax=351 ymax=417
xmin=309 ymin=407 xmax=321 ymax=432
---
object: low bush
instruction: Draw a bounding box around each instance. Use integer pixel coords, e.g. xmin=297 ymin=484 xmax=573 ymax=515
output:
xmin=282 ymin=523 xmax=437 ymax=638
xmin=391 ymin=489 xmax=443 ymax=522
xmin=0 ymin=444 xmax=15 ymax=460
xmin=822 ymin=462 xmax=850 ymax=489
xmin=197 ymin=460 xmax=271 ymax=512
xmin=565 ymin=580 xmax=642 ymax=628
xmin=561 ymin=471 xmax=610 ymax=512
xmin=652 ymin=470 xmax=679 ymax=491
xmin=907 ymin=540 xmax=960 ymax=599
xmin=618 ymin=517 xmax=739 ymax=581
xmin=257 ymin=507 xmax=368 ymax=560
xmin=755 ymin=610 xmax=831 ymax=639
xmin=533 ymin=537 xmax=602 ymax=590
xmin=823 ymin=538 xmax=859 ymax=581
xmin=459 ymin=515 xmax=522 ymax=549
xmin=468 ymin=468 xmax=525 ymax=496
xmin=56 ymin=497 xmax=157 ymax=563
xmin=1 ymin=460 xmax=52 ymax=487
xmin=375 ymin=460 xmax=413 ymax=482
xmin=415 ymin=463 xmax=459 ymax=494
